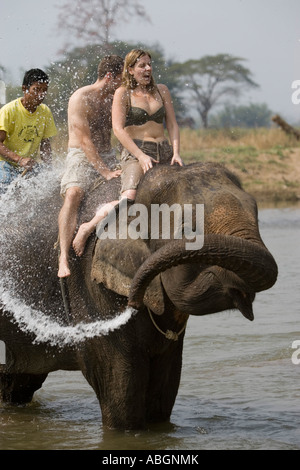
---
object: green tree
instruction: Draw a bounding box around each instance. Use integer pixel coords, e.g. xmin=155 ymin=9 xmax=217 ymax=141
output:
xmin=55 ymin=0 xmax=150 ymax=53
xmin=171 ymin=54 xmax=259 ymax=128
xmin=210 ymin=103 xmax=273 ymax=128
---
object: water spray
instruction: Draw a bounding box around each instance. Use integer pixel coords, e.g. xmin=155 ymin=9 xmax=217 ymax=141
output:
xmin=0 ymin=163 xmax=136 ymax=346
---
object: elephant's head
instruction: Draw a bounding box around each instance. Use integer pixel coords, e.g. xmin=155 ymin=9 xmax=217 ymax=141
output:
xmin=90 ymin=162 xmax=278 ymax=322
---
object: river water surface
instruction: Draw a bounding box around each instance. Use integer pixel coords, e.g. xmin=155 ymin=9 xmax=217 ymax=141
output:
xmin=0 ymin=202 xmax=299 ymax=450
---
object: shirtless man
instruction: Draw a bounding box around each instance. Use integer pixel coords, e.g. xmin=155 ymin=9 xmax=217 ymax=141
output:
xmin=57 ymin=55 xmax=124 ymax=278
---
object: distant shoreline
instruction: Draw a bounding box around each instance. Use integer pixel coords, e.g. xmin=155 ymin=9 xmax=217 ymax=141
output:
xmin=177 ymin=128 xmax=300 ymax=207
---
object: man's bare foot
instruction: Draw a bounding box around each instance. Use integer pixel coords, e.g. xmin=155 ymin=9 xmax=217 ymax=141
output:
xmin=58 ymin=256 xmax=71 ymax=278
xmin=72 ymin=223 xmax=94 ymax=257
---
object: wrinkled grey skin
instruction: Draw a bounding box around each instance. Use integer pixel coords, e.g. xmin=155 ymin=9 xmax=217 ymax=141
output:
xmin=0 ymin=162 xmax=278 ymax=430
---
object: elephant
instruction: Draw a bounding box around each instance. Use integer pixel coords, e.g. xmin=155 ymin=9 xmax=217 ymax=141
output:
xmin=0 ymin=161 xmax=278 ymax=430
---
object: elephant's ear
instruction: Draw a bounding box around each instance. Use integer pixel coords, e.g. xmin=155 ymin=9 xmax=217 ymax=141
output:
xmin=91 ymin=238 xmax=165 ymax=315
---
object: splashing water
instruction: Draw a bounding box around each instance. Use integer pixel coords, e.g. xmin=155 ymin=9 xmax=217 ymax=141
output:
xmin=0 ymin=162 xmax=135 ymax=346
xmin=0 ymin=283 xmax=136 ymax=346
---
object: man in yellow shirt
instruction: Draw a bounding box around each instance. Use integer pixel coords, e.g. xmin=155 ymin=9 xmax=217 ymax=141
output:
xmin=0 ymin=68 xmax=57 ymax=193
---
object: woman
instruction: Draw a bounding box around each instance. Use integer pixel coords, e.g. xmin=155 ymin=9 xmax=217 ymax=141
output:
xmin=72 ymin=49 xmax=183 ymax=256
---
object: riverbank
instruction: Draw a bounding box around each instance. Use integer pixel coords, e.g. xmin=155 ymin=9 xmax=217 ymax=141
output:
xmin=179 ymin=127 xmax=300 ymax=206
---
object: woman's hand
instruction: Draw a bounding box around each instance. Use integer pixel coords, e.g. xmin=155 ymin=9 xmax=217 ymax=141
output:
xmin=138 ymin=153 xmax=158 ymax=173
xmin=171 ymin=153 xmax=184 ymax=166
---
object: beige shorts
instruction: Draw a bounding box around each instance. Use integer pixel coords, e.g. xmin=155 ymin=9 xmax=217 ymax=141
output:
xmin=120 ymin=139 xmax=173 ymax=193
xmin=60 ymin=147 xmax=119 ymax=196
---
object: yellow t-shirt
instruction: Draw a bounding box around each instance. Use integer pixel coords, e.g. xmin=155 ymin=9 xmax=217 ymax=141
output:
xmin=0 ymin=98 xmax=57 ymax=165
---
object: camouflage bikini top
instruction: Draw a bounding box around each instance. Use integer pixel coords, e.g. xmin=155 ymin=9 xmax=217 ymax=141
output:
xmin=124 ymin=89 xmax=165 ymax=127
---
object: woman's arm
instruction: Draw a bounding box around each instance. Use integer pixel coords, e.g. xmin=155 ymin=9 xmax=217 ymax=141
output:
xmin=158 ymin=84 xmax=183 ymax=166
xmin=112 ymin=87 xmax=158 ymax=173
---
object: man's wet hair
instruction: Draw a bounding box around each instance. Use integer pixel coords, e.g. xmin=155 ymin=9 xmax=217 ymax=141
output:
xmin=22 ymin=69 xmax=49 ymax=88
xmin=98 ymin=55 xmax=124 ymax=79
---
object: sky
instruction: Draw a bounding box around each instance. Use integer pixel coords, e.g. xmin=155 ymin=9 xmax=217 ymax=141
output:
xmin=1 ymin=0 xmax=300 ymax=123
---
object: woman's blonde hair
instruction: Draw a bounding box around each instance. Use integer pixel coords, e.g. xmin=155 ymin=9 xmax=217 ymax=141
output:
xmin=122 ymin=49 xmax=156 ymax=92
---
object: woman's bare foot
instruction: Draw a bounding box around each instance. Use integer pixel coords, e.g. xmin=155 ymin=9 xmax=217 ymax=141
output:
xmin=72 ymin=222 xmax=94 ymax=256
xmin=58 ymin=255 xmax=71 ymax=278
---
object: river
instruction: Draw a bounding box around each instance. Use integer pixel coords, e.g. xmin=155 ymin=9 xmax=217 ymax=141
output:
xmin=0 ymin=199 xmax=299 ymax=450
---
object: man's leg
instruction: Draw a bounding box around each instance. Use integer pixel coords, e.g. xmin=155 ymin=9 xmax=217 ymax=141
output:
xmin=58 ymin=186 xmax=83 ymax=277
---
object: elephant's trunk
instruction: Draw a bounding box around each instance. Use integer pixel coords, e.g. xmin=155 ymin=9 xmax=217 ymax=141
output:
xmin=128 ymin=234 xmax=278 ymax=309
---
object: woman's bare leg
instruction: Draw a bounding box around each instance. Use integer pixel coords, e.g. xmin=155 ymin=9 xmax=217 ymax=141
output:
xmin=72 ymin=200 xmax=119 ymax=256
xmin=73 ymin=190 xmax=137 ymax=256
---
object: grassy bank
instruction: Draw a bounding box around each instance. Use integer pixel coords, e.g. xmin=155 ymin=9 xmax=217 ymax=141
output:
xmin=179 ymin=127 xmax=300 ymax=205
xmin=52 ymin=126 xmax=300 ymax=205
